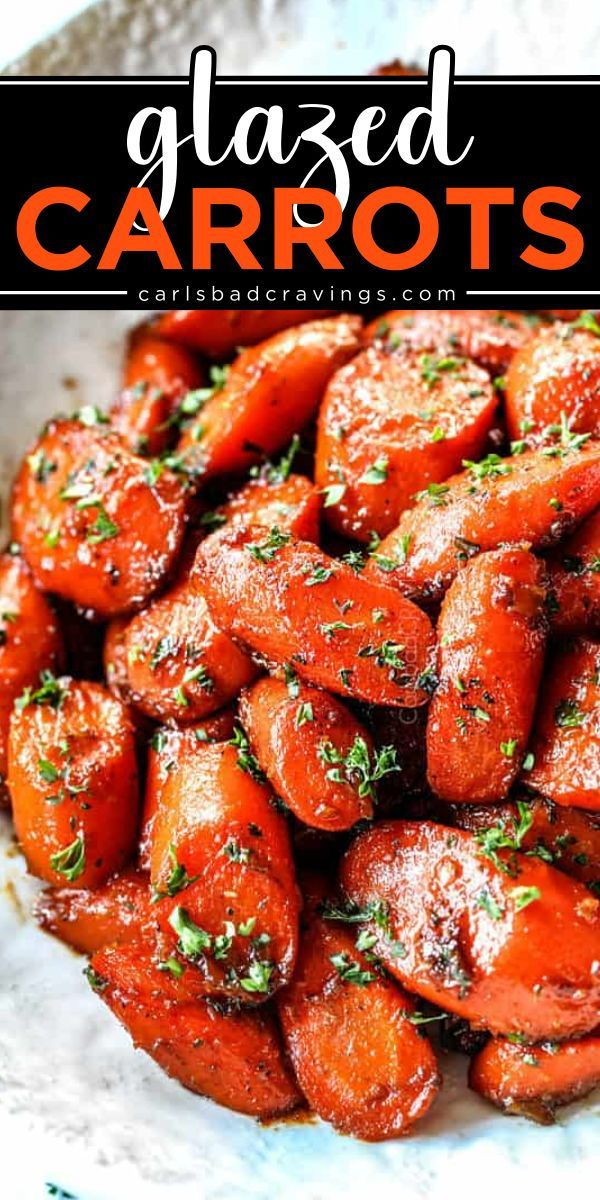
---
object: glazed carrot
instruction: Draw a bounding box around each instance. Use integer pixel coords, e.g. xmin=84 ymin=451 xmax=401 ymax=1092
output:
xmin=239 ymin=677 xmax=393 ymax=831
xmin=505 ymin=321 xmax=600 ymax=444
xmin=366 ymin=441 xmax=600 ymax=602
xmin=154 ymin=308 xmax=330 ymax=357
xmin=216 ymin=472 xmax=321 ymax=543
xmin=340 ymin=820 xmax=600 ymax=1039
xmin=11 ymin=418 xmax=187 ymax=617
xmin=139 ymin=716 xmax=237 ymax=870
xmin=111 ymin=330 xmax=203 ymax=455
xmin=315 ymin=347 xmax=496 ymax=541
xmin=547 ymin=509 xmax=600 ymax=634
xmin=35 ymin=867 xmax=154 ymax=954
xmin=364 ymin=309 xmax=537 ymax=374
xmin=277 ymin=878 xmax=440 ymax=1140
xmin=9 ymin=677 xmax=139 ymax=888
xmin=177 ymin=315 xmax=362 ymax=480
xmin=447 ymin=798 xmax=600 ymax=891
xmin=0 ymin=553 xmax=63 ymax=787
xmin=469 ymin=1034 xmax=600 ymax=1123
xmin=427 ymin=548 xmax=547 ymax=803
xmin=148 ymin=737 xmax=300 ymax=1002
xmin=525 ymin=637 xmax=600 ymax=811
xmin=195 ymin=526 xmax=436 ymax=707
xmin=90 ymin=938 xmax=302 ymax=1118
xmin=120 ymin=559 xmax=258 ymax=724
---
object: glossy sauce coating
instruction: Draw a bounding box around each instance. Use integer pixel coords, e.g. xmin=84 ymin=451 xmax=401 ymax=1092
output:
xmin=277 ymin=878 xmax=440 ymax=1140
xmin=505 ymin=323 xmax=600 ymax=444
xmin=177 ymin=315 xmax=362 ymax=480
xmin=427 ymin=548 xmax=547 ymax=803
xmin=35 ymin=867 xmax=154 ymax=954
xmin=217 ymin=473 xmax=322 ymax=543
xmin=340 ymin=820 xmax=600 ymax=1039
xmin=0 ymin=553 xmax=63 ymax=784
xmin=9 ymin=678 xmax=139 ymax=888
xmin=239 ymin=677 xmax=376 ymax=830
xmin=195 ymin=526 xmax=436 ymax=707
xmin=154 ymin=308 xmax=331 ymax=357
xmin=316 ymin=347 xmax=496 ymax=541
xmin=447 ymin=797 xmax=600 ymax=891
xmin=526 ymin=637 xmax=600 ymax=810
xmin=149 ymin=738 xmax=300 ymax=1002
xmin=364 ymin=309 xmax=538 ymax=374
xmin=121 ymin=564 xmax=258 ymax=724
xmin=547 ymin=509 xmax=600 ymax=634
xmin=91 ymin=938 xmax=302 ymax=1118
xmin=11 ymin=419 xmax=188 ymax=617
xmin=112 ymin=330 xmax=203 ymax=455
xmin=139 ymin=716 xmax=237 ymax=870
xmin=366 ymin=442 xmax=600 ymax=601
xmin=469 ymin=1033 xmax=600 ymax=1123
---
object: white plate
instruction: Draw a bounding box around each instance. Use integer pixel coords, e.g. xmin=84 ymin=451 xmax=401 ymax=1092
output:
xmin=2 ymin=3 xmax=600 ymax=1199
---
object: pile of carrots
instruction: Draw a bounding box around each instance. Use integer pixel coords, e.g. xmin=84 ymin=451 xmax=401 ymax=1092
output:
xmin=2 ymin=305 xmax=600 ymax=1138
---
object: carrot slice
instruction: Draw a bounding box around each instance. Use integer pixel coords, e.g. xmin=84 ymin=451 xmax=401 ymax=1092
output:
xmin=176 ymin=315 xmax=362 ymax=480
xmin=469 ymin=1033 xmax=600 ymax=1123
xmin=154 ymin=308 xmax=331 ymax=357
xmin=195 ymin=526 xmax=436 ymax=707
xmin=525 ymin=636 xmax=600 ymax=811
xmin=112 ymin=330 xmax=203 ymax=455
xmin=11 ymin=418 xmax=187 ymax=617
xmin=316 ymin=347 xmax=496 ymax=540
xmin=9 ymin=677 xmax=139 ymax=888
xmin=340 ymin=820 xmax=600 ymax=1040
xmin=148 ymin=737 xmax=300 ymax=1002
xmin=277 ymin=879 xmax=440 ymax=1140
xmin=90 ymin=938 xmax=302 ymax=1118
xmin=239 ymin=677 xmax=383 ymax=830
xmin=366 ymin=441 xmax=600 ymax=602
xmin=364 ymin=309 xmax=537 ymax=374
xmin=0 ymin=553 xmax=63 ymax=785
xmin=547 ymin=509 xmax=600 ymax=634
xmin=35 ymin=867 xmax=154 ymax=954
xmin=427 ymin=547 xmax=547 ymax=803
xmin=505 ymin=321 xmax=600 ymax=444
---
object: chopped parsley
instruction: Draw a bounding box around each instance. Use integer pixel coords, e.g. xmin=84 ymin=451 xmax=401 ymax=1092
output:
xmin=50 ymin=834 xmax=85 ymax=882
xmin=330 ymin=952 xmax=376 ymax=986
xmin=359 ymin=457 xmax=388 ymax=485
xmin=245 ymin=526 xmax=291 ymax=563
